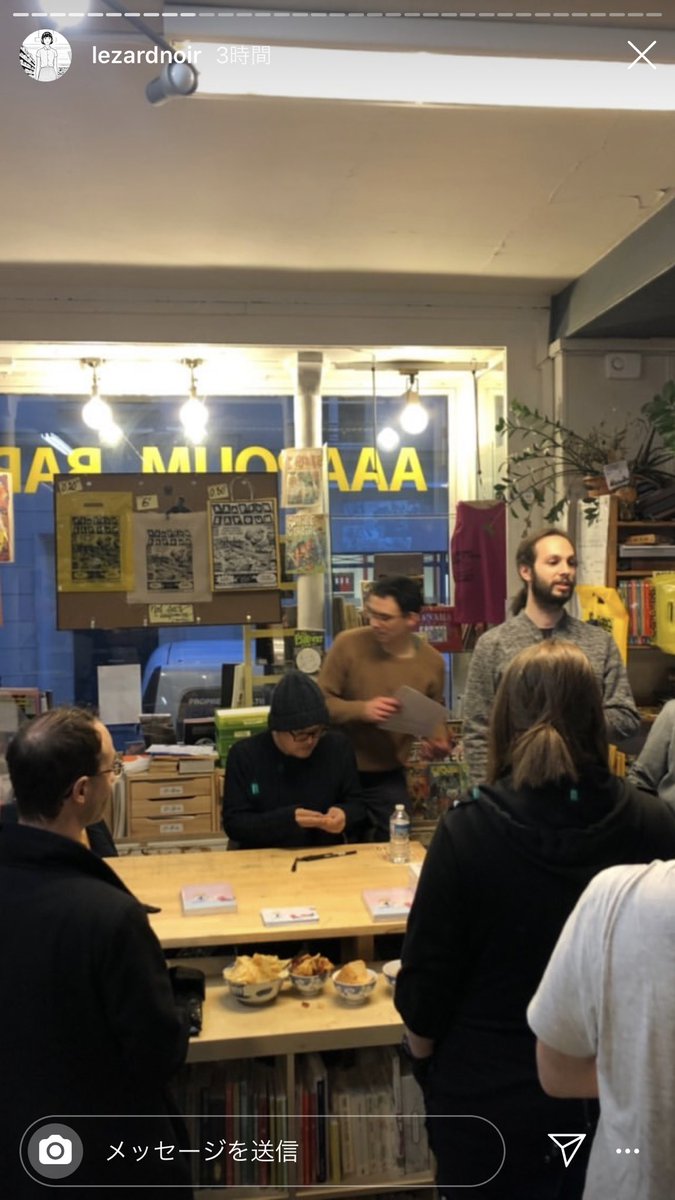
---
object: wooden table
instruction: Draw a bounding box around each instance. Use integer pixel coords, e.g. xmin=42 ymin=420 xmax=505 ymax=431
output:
xmin=189 ymin=969 xmax=403 ymax=1064
xmin=107 ymin=842 xmax=424 ymax=959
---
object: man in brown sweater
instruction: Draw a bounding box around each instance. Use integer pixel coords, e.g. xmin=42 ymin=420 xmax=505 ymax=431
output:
xmin=319 ymin=576 xmax=446 ymax=840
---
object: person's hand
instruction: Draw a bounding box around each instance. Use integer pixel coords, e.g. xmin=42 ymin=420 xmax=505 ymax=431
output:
xmin=418 ymin=734 xmax=451 ymax=760
xmin=294 ymin=807 xmax=346 ymax=835
xmin=320 ymin=807 xmax=347 ymax=835
xmin=363 ymin=696 xmax=402 ymax=723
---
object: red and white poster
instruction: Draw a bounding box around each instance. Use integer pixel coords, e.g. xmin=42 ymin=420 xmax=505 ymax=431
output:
xmin=0 ymin=471 xmax=14 ymax=564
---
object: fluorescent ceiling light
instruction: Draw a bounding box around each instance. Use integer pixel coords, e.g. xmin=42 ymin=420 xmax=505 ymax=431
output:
xmin=193 ymin=45 xmax=675 ymax=111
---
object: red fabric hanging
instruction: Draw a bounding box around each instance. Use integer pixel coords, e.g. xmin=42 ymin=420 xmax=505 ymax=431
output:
xmin=451 ymin=501 xmax=506 ymax=625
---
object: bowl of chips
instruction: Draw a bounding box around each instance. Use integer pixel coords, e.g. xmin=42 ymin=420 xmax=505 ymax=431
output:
xmin=289 ymin=952 xmax=334 ymax=996
xmin=382 ymin=959 xmax=401 ymax=989
xmin=223 ymin=953 xmax=288 ymax=1005
xmin=332 ymin=960 xmax=378 ymax=1005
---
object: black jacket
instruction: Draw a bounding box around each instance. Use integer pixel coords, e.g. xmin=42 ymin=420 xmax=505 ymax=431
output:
xmin=0 ymin=824 xmax=192 ymax=1198
xmin=222 ymin=729 xmax=368 ymax=849
xmin=395 ymin=773 xmax=675 ymax=1190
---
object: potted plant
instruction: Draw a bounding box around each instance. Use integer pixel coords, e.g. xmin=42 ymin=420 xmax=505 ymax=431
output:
xmin=494 ymin=386 xmax=675 ymax=526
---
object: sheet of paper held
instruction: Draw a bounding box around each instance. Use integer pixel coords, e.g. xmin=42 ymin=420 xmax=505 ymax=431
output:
xmin=377 ymin=685 xmax=449 ymax=738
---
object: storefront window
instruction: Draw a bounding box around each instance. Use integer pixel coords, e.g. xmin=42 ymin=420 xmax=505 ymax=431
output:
xmin=0 ymin=391 xmax=449 ymax=707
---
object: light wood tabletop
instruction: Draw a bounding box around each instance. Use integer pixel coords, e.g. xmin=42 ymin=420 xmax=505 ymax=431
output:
xmin=188 ymin=971 xmax=403 ymax=1064
xmin=107 ymin=842 xmax=424 ymax=952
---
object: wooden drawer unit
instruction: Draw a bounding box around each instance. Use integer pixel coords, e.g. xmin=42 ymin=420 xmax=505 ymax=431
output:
xmin=129 ymin=812 xmax=214 ymax=840
xmin=126 ymin=770 xmax=218 ymax=843
xmin=130 ymin=775 xmax=213 ymax=804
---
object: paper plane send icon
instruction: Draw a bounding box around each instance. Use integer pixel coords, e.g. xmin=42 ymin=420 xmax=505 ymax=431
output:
xmin=548 ymin=1133 xmax=587 ymax=1167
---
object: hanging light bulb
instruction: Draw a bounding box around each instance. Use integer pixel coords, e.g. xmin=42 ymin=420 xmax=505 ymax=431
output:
xmin=376 ymin=425 xmax=400 ymax=452
xmin=180 ymin=359 xmax=208 ymax=441
xmin=99 ymin=421 xmax=123 ymax=448
xmin=399 ymin=373 xmax=429 ymax=435
xmin=81 ymin=360 xmax=113 ymax=431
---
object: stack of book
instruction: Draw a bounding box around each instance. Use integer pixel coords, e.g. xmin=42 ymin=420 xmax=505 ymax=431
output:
xmin=145 ymin=744 xmax=218 ymax=775
xmin=618 ymin=580 xmax=656 ymax=645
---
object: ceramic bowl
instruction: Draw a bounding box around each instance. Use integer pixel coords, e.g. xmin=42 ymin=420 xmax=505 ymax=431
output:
xmin=223 ymin=967 xmax=286 ymax=1006
xmin=289 ymin=969 xmax=331 ymax=996
xmin=331 ymin=967 xmax=378 ymax=1005
xmin=382 ymin=959 xmax=402 ymax=989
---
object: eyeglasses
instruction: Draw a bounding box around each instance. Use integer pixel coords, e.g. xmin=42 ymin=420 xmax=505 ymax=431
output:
xmin=366 ymin=606 xmax=401 ymax=625
xmin=288 ymin=727 xmax=327 ymax=744
xmin=94 ymin=757 xmax=123 ymax=779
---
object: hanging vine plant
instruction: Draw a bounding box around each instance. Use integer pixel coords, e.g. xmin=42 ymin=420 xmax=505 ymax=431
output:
xmin=494 ymin=389 xmax=675 ymax=526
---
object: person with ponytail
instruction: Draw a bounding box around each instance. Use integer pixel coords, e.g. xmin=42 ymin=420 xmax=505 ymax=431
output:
xmin=395 ymin=640 xmax=675 ymax=1200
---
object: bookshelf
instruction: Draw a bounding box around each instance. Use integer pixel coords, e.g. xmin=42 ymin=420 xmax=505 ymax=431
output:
xmin=177 ymin=969 xmax=433 ymax=1197
xmin=605 ymin=497 xmax=675 ymax=652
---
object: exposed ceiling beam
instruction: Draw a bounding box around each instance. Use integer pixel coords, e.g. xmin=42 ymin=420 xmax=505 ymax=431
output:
xmin=550 ymin=198 xmax=675 ymax=340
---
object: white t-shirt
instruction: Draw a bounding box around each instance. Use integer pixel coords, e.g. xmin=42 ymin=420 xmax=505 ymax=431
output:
xmin=528 ymin=859 xmax=675 ymax=1200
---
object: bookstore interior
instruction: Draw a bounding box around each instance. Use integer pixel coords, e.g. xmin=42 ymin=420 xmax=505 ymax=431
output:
xmin=4 ymin=342 xmax=675 ymax=1196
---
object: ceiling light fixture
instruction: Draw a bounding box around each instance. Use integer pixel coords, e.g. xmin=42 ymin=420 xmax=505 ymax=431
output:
xmin=81 ymin=360 xmax=114 ymax=431
xmin=39 ymin=0 xmax=199 ymax=102
xmin=180 ymin=359 xmax=208 ymax=444
xmin=399 ymin=374 xmax=429 ymax=435
xmin=98 ymin=421 xmax=124 ymax=448
xmin=376 ymin=425 xmax=400 ymax=453
xmin=192 ymin=44 xmax=675 ymax=112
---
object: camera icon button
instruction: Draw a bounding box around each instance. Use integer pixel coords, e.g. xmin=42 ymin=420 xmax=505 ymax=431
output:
xmin=25 ymin=1122 xmax=83 ymax=1179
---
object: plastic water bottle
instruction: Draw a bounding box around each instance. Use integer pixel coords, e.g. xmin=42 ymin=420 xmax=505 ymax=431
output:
xmin=389 ymin=804 xmax=411 ymax=864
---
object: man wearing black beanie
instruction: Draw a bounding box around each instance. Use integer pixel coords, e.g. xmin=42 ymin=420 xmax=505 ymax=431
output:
xmin=222 ymin=672 xmax=367 ymax=849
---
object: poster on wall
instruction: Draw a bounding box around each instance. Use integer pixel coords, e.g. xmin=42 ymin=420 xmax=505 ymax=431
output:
xmin=56 ymin=491 xmax=132 ymax=592
xmin=209 ymin=498 xmax=280 ymax=590
xmin=281 ymin=448 xmax=324 ymax=509
xmin=128 ymin=511 xmax=211 ymax=605
xmin=0 ymin=472 xmax=14 ymax=565
xmin=285 ymin=512 xmax=327 ymax=575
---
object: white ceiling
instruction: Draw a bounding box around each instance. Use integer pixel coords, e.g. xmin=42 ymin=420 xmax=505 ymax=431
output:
xmin=1 ymin=6 xmax=674 ymax=384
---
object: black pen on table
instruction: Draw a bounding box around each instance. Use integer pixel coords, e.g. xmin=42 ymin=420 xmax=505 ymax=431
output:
xmin=291 ymin=849 xmax=357 ymax=872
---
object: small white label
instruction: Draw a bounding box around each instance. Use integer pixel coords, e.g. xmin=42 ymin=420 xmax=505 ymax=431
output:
xmin=159 ymin=802 xmax=185 ymax=814
xmin=58 ymin=477 xmax=83 ymax=494
xmin=136 ymin=494 xmax=159 ymax=510
xmin=159 ymin=822 xmax=185 ymax=834
xmin=158 ymin=785 xmax=184 ymax=798
xmin=208 ymin=483 xmax=230 ymax=500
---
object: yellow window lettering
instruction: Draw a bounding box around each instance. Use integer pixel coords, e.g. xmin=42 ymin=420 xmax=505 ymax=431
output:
xmin=234 ymin=446 xmax=278 ymax=472
xmin=0 ymin=448 xmax=22 ymax=494
xmin=326 ymin=448 xmax=350 ymax=492
xmin=67 ymin=448 xmax=101 ymax=475
xmin=219 ymin=447 xmax=234 ymax=472
xmin=25 ymin=448 xmax=60 ymax=494
xmin=350 ymin=448 xmax=388 ymax=492
xmin=141 ymin=447 xmax=191 ymax=473
xmin=389 ymin=448 xmax=427 ymax=492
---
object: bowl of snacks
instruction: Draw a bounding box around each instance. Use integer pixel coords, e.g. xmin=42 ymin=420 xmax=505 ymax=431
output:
xmin=289 ymin=951 xmax=334 ymax=996
xmin=382 ymin=959 xmax=401 ymax=989
xmin=332 ymin=960 xmax=378 ymax=1005
xmin=223 ymin=953 xmax=288 ymax=1005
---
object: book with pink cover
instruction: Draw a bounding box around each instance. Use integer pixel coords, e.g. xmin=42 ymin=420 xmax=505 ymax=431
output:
xmin=362 ymin=888 xmax=414 ymax=921
xmin=180 ymin=883 xmax=237 ymax=915
xmin=260 ymin=906 xmax=319 ymax=927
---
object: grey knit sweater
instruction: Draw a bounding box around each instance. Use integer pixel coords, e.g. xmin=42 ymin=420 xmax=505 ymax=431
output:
xmin=628 ymin=699 xmax=675 ymax=809
xmin=463 ymin=609 xmax=640 ymax=785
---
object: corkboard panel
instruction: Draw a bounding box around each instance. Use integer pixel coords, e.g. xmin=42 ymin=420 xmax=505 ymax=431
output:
xmin=54 ymin=472 xmax=282 ymax=630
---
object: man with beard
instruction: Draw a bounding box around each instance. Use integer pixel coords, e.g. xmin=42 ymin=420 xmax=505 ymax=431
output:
xmin=463 ymin=527 xmax=639 ymax=784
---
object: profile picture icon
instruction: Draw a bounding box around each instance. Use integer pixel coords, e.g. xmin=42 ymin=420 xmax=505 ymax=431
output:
xmin=20 ymin=29 xmax=72 ymax=83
